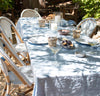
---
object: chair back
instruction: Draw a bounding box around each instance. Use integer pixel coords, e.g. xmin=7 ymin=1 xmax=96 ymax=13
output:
xmin=60 ymin=3 xmax=79 ymax=23
xmin=0 ymin=26 xmax=17 ymax=52
xmin=76 ymin=18 xmax=97 ymax=37
xmin=0 ymin=37 xmax=25 ymax=66
xmin=20 ymin=9 xmax=41 ymax=17
xmin=0 ymin=16 xmax=23 ymax=44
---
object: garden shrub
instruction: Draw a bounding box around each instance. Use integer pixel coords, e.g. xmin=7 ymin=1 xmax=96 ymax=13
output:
xmin=72 ymin=0 xmax=100 ymax=19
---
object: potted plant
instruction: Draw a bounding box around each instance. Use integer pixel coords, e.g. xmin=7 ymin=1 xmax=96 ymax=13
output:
xmin=0 ymin=0 xmax=14 ymax=16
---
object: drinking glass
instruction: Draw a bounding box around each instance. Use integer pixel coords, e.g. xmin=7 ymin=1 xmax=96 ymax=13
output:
xmin=38 ymin=18 xmax=45 ymax=27
xmin=50 ymin=45 xmax=62 ymax=61
xmin=73 ymin=29 xmax=81 ymax=39
xmin=48 ymin=37 xmax=62 ymax=61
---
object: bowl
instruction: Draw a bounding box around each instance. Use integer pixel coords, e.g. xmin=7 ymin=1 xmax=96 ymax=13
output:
xmin=58 ymin=29 xmax=70 ymax=35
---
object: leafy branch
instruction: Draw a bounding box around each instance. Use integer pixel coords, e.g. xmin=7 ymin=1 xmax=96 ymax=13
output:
xmin=0 ymin=0 xmax=14 ymax=11
xmin=72 ymin=0 xmax=100 ymax=19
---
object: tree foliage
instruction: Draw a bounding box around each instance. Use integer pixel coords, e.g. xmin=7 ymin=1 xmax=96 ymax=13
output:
xmin=0 ymin=0 xmax=14 ymax=11
xmin=72 ymin=0 xmax=100 ymax=19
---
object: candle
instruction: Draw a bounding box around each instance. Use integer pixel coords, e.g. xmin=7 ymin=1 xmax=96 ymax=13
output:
xmin=55 ymin=15 xmax=61 ymax=24
xmin=51 ymin=23 xmax=57 ymax=30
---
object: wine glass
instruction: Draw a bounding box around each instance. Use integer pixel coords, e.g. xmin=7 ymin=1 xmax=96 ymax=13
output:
xmin=48 ymin=37 xmax=62 ymax=62
xmin=50 ymin=45 xmax=61 ymax=61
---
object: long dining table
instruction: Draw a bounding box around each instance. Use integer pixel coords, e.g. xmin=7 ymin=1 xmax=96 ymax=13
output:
xmin=16 ymin=17 xmax=100 ymax=96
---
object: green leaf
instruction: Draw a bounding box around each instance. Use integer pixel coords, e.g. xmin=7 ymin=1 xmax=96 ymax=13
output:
xmin=0 ymin=0 xmax=14 ymax=10
xmin=73 ymin=0 xmax=100 ymax=19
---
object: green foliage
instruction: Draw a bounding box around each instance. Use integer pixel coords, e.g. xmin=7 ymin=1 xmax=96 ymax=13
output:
xmin=0 ymin=0 xmax=14 ymax=11
xmin=72 ymin=0 xmax=100 ymax=19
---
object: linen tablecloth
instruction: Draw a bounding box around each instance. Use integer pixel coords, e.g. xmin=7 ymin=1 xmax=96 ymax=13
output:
xmin=16 ymin=17 xmax=100 ymax=96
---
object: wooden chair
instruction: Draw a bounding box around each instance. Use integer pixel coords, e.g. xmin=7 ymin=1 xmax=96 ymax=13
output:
xmin=0 ymin=16 xmax=30 ymax=65
xmin=20 ymin=9 xmax=41 ymax=17
xmin=0 ymin=37 xmax=34 ymax=96
xmin=76 ymin=18 xmax=97 ymax=38
xmin=60 ymin=3 xmax=79 ymax=23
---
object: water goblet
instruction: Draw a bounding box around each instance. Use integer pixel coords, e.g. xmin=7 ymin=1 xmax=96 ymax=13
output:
xmin=48 ymin=37 xmax=62 ymax=62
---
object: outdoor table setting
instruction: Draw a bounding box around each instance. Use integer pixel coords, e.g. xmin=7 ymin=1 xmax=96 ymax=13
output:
xmin=16 ymin=15 xmax=100 ymax=96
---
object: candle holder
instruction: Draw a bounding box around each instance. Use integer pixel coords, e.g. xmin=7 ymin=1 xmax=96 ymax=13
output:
xmin=73 ymin=29 xmax=81 ymax=39
xmin=48 ymin=37 xmax=57 ymax=47
xmin=53 ymin=12 xmax=63 ymax=26
xmin=38 ymin=18 xmax=45 ymax=27
xmin=49 ymin=20 xmax=57 ymax=30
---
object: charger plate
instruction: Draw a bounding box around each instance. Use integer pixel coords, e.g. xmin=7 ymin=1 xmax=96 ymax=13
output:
xmin=28 ymin=35 xmax=48 ymax=45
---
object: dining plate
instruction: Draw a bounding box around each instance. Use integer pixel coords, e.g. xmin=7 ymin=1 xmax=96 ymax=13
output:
xmin=28 ymin=35 xmax=48 ymax=45
xmin=75 ymin=38 xmax=99 ymax=46
xmin=75 ymin=38 xmax=92 ymax=46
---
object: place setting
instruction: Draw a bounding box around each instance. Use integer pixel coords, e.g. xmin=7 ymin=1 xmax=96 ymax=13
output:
xmin=71 ymin=28 xmax=100 ymax=58
xmin=72 ymin=28 xmax=100 ymax=46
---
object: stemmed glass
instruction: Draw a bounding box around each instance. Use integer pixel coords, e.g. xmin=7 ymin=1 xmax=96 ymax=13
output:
xmin=48 ymin=37 xmax=62 ymax=62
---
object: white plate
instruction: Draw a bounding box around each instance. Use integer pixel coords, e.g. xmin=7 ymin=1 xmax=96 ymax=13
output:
xmin=75 ymin=38 xmax=89 ymax=45
xmin=28 ymin=35 xmax=48 ymax=45
xmin=75 ymin=38 xmax=99 ymax=46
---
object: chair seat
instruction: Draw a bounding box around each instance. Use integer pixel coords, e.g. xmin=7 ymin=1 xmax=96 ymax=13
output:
xmin=9 ymin=65 xmax=34 ymax=85
xmin=14 ymin=43 xmax=30 ymax=64
xmin=19 ymin=65 xmax=34 ymax=84
xmin=14 ymin=43 xmax=27 ymax=52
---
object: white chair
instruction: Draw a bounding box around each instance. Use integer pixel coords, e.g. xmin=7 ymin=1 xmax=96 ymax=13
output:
xmin=0 ymin=37 xmax=34 ymax=96
xmin=0 ymin=16 xmax=30 ymax=64
xmin=20 ymin=9 xmax=41 ymax=17
xmin=76 ymin=18 xmax=97 ymax=38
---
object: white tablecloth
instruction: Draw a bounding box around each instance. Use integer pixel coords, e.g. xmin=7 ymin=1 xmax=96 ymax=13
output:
xmin=16 ymin=17 xmax=100 ymax=96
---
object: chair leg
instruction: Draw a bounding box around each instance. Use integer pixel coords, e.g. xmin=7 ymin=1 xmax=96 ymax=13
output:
xmin=17 ymin=92 xmax=25 ymax=96
xmin=0 ymin=67 xmax=2 ymax=74
xmin=17 ymin=85 xmax=25 ymax=96
xmin=24 ymin=87 xmax=33 ymax=95
xmin=6 ymin=82 xmax=11 ymax=96
xmin=1 ymin=83 xmax=7 ymax=96
xmin=10 ymin=85 xmax=19 ymax=96
xmin=9 ymin=87 xmax=16 ymax=95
